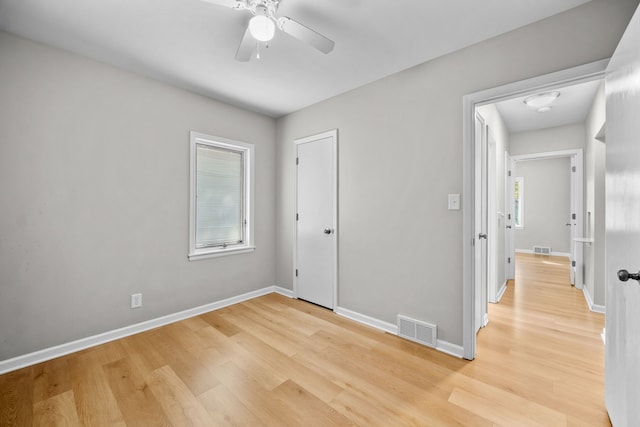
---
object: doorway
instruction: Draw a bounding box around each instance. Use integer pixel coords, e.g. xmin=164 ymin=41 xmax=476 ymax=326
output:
xmin=294 ymin=129 xmax=338 ymax=309
xmin=462 ymin=60 xmax=608 ymax=360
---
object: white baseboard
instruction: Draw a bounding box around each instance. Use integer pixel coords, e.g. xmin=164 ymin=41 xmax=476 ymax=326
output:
xmin=515 ymin=249 xmax=570 ymax=258
xmin=582 ymin=286 xmax=605 ymax=314
xmin=335 ymin=306 xmax=464 ymax=358
xmin=334 ymin=306 xmax=397 ymax=334
xmin=273 ymin=286 xmax=294 ymax=298
xmin=496 ymin=281 xmax=508 ymax=302
xmin=1 ymin=285 xmax=462 ymax=374
xmin=0 ymin=285 xmax=292 ymax=375
xmin=436 ymin=340 xmax=465 ymax=358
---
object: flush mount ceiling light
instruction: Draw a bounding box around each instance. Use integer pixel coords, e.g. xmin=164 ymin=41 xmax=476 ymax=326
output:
xmin=248 ymin=8 xmax=275 ymax=42
xmin=523 ymin=91 xmax=560 ymax=108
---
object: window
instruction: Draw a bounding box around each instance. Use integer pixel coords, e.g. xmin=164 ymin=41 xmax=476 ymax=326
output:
xmin=189 ymin=132 xmax=254 ymax=260
xmin=514 ymin=176 xmax=524 ymax=228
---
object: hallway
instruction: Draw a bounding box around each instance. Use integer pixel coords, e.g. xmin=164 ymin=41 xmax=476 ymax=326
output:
xmin=470 ymin=253 xmax=608 ymax=425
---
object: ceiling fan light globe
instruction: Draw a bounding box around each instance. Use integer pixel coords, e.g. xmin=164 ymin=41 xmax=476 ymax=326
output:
xmin=249 ymin=15 xmax=275 ymax=42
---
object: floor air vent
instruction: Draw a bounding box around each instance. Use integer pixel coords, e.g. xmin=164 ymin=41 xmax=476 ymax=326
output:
xmin=533 ymin=246 xmax=551 ymax=254
xmin=397 ymin=315 xmax=437 ymax=348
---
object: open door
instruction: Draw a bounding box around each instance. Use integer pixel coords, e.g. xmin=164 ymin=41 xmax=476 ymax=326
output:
xmin=604 ymin=5 xmax=640 ymax=425
xmin=474 ymin=114 xmax=488 ymax=333
xmin=505 ymin=154 xmax=516 ymax=282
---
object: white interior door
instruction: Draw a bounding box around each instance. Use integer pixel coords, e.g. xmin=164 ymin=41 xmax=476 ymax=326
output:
xmin=570 ymin=153 xmax=585 ymax=289
xmin=605 ymin=6 xmax=640 ymax=425
xmin=474 ymin=114 xmax=488 ymax=333
xmin=569 ymin=156 xmax=577 ymax=285
xmin=295 ymin=130 xmax=337 ymax=309
xmin=487 ymin=130 xmax=497 ymax=305
xmin=505 ymin=154 xmax=516 ymax=281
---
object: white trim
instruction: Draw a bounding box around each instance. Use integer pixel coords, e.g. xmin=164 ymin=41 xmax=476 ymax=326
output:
xmin=293 ymin=129 xmax=339 ymax=309
xmin=0 ymin=286 xmax=288 ymax=375
xmin=515 ymin=249 xmax=571 ymax=258
xmin=511 ymin=149 xmax=584 ymax=162
xmin=462 ymin=59 xmax=608 ymax=360
xmin=188 ymin=131 xmax=255 ymax=261
xmin=583 ymin=286 xmax=606 ymax=314
xmin=336 ymin=306 xmax=464 ymax=358
xmin=335 ymin=306 xmax=397 ymax=334
xmin=436 ymin=340 xmax=465 ymax=358
xmin=274 ymin=286 xmax=294 ymax=298
xmin=188 ymin=246 xmax=255 ymax=261
xmin=495 ymin=281 xmax=508 ymax=303
xmin=512 ymin=148 xmax=584 ymax=288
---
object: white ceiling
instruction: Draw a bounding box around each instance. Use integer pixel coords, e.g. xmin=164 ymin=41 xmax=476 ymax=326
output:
xmin=494 ymin=79 xmax=602 ymax=133
xmin=0 ymin=0 xmax=592 ymax=118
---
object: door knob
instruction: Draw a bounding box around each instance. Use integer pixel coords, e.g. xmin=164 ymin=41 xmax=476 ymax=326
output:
xmin=323 ymin=228 xmax=332 ymax=235
xmin=506 ymin=225 xmax=512 ymax=229
xmin=617 ymin=269 xmax=640 ymax=282
xmin=478 ymin=233 xmax=487 ymax=240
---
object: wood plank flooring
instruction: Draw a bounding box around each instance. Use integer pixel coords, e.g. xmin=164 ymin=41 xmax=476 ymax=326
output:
xmin=0 ymin=253 xmax=607 ymax=426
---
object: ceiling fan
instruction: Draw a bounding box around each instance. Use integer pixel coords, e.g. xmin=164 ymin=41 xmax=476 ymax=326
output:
xmin=201 ymin=0 xmax=335 ymax=61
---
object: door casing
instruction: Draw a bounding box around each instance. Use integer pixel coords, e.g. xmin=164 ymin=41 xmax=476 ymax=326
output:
xmin=462 ymin=59 xmax=608 ymax=360
xmin=510 ymin=150 xmax=584 ymax=289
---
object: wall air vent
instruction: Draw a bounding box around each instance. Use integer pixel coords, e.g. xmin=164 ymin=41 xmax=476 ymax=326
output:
xmin=533 ymin=246 xmax=551 ymax=254
xmin=397 ymin=315 xmax=437 ymax=348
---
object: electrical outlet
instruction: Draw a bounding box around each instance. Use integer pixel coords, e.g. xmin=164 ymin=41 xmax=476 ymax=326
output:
xmin=130 ymin=293 xmax=142 ymax=309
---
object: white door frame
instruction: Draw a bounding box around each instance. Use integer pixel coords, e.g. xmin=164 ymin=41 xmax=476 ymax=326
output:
xmin=511 ymin=149 xmax=584 ymax=289
xmin=462 ymin=59 xmax=607 ymax=360
xmin=293 ymin=129 xmax=339 ymax=310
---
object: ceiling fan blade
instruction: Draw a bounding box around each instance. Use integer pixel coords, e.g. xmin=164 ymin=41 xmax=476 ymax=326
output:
xmin=235 ymin=25 xmax=255 ymax=62
xmin=278 ymin=17 xmax=335 ymax=54
xmin=200 ymin=0 xmax=244 ymax=9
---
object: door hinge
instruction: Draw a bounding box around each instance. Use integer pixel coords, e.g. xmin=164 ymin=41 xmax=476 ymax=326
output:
xmin=296 ymin=213 xmax=299 ymax=221
xmin=572 ymin=166 xmax=576 ymax=172
xmin=572 ymin=213 xmax=576 ymax=220
xmin=508 ymin=170 xmax=512 ymax=177
xmin=296 ymin=157 xmax=299 ymax=165
xmin=508 ymin=257 xmax=511 ymax=264
xmin=295 ymin=269 xmax=298 ymax=277
xmin=507 ymin=213 xmax=511 ymax=220
xmin=572 ymin=261 xmax=576 ymax=267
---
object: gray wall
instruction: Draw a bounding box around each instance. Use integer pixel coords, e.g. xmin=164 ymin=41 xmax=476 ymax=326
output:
xmin=510 ymin=124 xmax=586 ymax=255
xmin=510 ymin=123 xmax=586 ymax=156
xmin=514 ymin=158 xmax=572 ymax=253
xmin=585 ymin=82 xmax=606 ymax=306
xmin=0 ymin=32 xmax=277 ymax=361
xmin=275 ymin=0 xmax=637 ymax=346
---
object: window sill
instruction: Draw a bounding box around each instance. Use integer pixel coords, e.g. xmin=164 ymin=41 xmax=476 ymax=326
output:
xmin=188 ymin=246 xmax=255 ymax=261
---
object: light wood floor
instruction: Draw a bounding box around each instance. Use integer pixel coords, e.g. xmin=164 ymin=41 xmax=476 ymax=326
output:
xmin=0 ymin=253 xmax=607 ymax=426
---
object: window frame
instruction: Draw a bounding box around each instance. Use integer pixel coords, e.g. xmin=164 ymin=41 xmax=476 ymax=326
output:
xmin=514 ymin=176 xmax=524 ymax=229
xmin=188 ymin=131 xmax=255 ymax=261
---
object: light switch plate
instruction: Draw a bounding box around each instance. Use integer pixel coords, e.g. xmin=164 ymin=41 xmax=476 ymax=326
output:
xmin=448 ymin=194 xmax=461 ymax=210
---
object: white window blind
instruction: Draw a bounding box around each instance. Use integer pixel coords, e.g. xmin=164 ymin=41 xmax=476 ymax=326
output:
xmin=189 ymin=131 xmax=254 ymax=261
xmin=196 ymin=144 xmax=244 ymax=248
